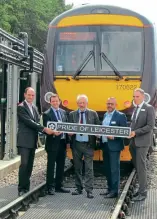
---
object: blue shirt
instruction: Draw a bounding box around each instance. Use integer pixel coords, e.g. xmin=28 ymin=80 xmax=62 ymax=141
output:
xmin=102 ymin=110 xmax=115 ymax=143
xmin=51 ymin=107 xmax=65 ymax=139
xmin=76 ymin=109 xmax=89 ymax=142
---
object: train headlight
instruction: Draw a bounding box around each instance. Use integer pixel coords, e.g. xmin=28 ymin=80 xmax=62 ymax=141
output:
xmin=124 ymin=101 xmax=132 ymax=108
xmin=62 ymin=100 xmax=69 ymax=106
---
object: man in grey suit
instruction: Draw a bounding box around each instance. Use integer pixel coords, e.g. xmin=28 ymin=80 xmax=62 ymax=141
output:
xmin=129 ymin=88 xmax=155 ymax=201
xmin=69 ymin=94 xmax=100 ymax=198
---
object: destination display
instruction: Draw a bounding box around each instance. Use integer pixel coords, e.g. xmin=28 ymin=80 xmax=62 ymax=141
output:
xmin=47 ymin=122 xmax=131 ymax=137
xmin=59 ymin=32 xmax=96 ymax=41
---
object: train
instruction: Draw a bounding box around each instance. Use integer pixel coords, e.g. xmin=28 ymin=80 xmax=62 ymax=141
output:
xmin=41 ymin=2 xmax=157 ymax=162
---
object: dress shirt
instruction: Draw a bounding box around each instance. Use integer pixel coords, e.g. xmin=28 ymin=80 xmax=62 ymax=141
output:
xmin=102 ymin=110 xmax=115 ymax=143
xmin=131 ymin=101 xmax=145 ymax=121
xmin=51 ymin=107 xmax=65 ymax=139
xmin=25 ymin=100 xmax=34 ymax=117
xmin=76 ymin=109 xmax=89 ymax=142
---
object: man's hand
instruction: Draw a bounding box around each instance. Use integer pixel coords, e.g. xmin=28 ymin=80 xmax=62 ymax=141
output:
xmin=43 ymin=127 xmax=54 ymax=135
xmin=107 ymin=136 xmax=114 ymax=140
xmin=68 ymin=133 xmax=74 ymax=136
xmin=128 ymin=131 xmax=136 ymax=138
xmin=66 ymin=143 xmax=70 ymax=149
xmin=53 ymin=131 xmax=62 ymax=136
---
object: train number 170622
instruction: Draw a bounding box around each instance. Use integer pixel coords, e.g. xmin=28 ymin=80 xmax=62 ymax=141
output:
xmin=116 ymin=84 xmax=137 ymax=90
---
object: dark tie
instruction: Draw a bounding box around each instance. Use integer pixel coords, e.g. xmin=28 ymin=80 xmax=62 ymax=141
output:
xmin=131 ymin=106 xmax=139 ymax=128
xmin=80 ymin=112 xmax=84 ymax=124
xmin=56 ymin=110 xmax=62 ymax=121
xmin=80 ymin=112 xmax=84 ymax=136
xmin=56 ymin=110 xmax=64 ymax=138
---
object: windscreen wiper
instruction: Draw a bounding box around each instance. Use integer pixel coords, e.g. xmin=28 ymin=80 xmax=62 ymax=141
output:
xmin=100 ymin=52 xmax=123 ymax=79
xmin=73 ymin=50 xmax=94 ymax=79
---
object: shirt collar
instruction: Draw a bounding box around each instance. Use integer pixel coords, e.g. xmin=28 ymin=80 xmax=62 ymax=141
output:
xmin=135 ymin=101 xmax=144 ymax=108
xmin=25 ymin=100 xmax=32 ymax=107
xmin=51 ymin=106 xmax=59 ymax=112
xmin=78 ymin=109 xmax=87 ymax=113
xmin=106 ymin=109 xmax=115 ymax=116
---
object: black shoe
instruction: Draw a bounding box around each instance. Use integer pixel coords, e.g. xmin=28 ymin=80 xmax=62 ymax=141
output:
xmin=133 ymin=191 xmax=139 ymax=197
xmin=72 ymin=189 xmax=83 ymax=195
xmin=105 ymin=192 xmax=118 ymax=198
xmin=18 ymin=191 xmax=26 ymax=196
xmin=100 ymin=190 xmax=110 ymax=196
xmin=47 ymin=188 xmax=55 ymax=195
xmin=87 ymin=192 xmax=94 ymax=199
xmin=132 ymin=194 xmax=146 ymax=201
xmin=55 ymin=187 xmax=70 ymax=193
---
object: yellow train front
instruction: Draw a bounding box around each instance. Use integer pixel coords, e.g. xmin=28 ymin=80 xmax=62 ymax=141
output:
xmin=42 ymin=4 xmax=157 ymax=162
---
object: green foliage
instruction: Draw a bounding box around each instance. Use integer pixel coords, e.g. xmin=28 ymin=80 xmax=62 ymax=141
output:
xmin=0 ymin=0 xmax=72 ymax=51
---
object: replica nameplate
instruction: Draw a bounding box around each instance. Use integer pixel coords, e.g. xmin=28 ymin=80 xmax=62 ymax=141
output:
xmin=47 ymin=122 xmax=131 ymax=137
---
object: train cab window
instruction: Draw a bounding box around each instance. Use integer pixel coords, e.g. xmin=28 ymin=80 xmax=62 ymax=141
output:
xmin=55 ymin=30 xmax=96 ymax=75
xmin=100 ymin=28 xmax=143 ymax=76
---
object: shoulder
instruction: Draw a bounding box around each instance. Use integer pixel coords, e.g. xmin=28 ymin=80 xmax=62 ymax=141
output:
xmin=115 ymin=110 xmax=126 ymax=118
xmin=17 ymin=102 xmax=24 ymax=107
xmin=87 ymin=109 xmax=97 ymax=114
xmin=69 ymin=110 xmax=77 ymax=115
xmin=43 ymin=108 xmax=51 ymax=115
xmin=60 ymin=108 xmax=66 ymax=114
xmin=144 ymin=103 xmax=154 ymax=109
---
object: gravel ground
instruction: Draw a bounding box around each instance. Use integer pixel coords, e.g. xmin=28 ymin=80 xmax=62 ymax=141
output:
xmin=0 ymin=150 xmax=157 ymax=189
xmin=0 ymin=153 xmax=47 ymax=188
xmin=147 ymin=151 xmax=157 ymax=189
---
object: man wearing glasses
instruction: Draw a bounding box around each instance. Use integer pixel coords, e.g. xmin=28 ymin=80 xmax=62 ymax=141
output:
xmin=100 ymin=97 xmax=127 ymax=198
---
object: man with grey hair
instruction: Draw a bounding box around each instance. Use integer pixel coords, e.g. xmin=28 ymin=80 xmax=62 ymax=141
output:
xmin=129 ymin=88 xmax=155 ymax=201
xmin=69 ymin=94 xmax=100 ymax=198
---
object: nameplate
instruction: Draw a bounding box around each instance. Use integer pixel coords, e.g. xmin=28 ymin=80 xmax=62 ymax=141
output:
xmin=47 ymin=122 xmax=131 ymax=137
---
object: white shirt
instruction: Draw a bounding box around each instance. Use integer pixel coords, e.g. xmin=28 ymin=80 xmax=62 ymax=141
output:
xmin=25 ymin=100 xmax=34 ymax=117
xmin=132 ymin=101 xmax=145 ymax=121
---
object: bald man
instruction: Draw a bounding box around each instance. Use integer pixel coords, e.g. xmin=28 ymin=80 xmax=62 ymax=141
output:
xmin=100 ymin=97 xmax=127 ymax=198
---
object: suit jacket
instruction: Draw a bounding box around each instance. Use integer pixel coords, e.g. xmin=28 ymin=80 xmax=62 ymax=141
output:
xmin=43 ymin=108 xmax=68 ymax=151
xmin=101 ymin=110 xmax=128 ymax=152
xmin=131 ymin=102 xmax=155 ymax=147
xmin=68 ymin=108 xmax=100 ymax=148
xmin=17 ymin=101 xmax=44 ymax=148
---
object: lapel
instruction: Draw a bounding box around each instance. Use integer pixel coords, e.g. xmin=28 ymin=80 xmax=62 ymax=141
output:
xmin=102 ymin=110 xmax=117 ymax=125
xmin=49 ymin=108 xmax=58 ymax=122
xmin=59 ymin=109 xmax=65 ymax=122
xmin=75 ymin=110 xmax=80 ymax=123
xmin=32 ymin=105 xmax=38 ymax=122
xmin=135 ymin=102 xmax=146 ymax=124
xmin=85 ymin=109 xmax=90 ymax=124
xmin=23 ymin=101 xmax=35 ymax=120
xmin=109 ymin=110 xmax=117 ymax=126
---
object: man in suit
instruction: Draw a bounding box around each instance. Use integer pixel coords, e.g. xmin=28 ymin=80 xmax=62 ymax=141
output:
xmin=17 ymin=87 xmax=53 ymax=196
xmin=69 ymin=94 xmax=100 ymax=199
xmin=100 ymin=97 xmax=127 ymax=198
xmin=43 ymin=93 xmax=70 ymax=195
xmin=129 ymin=88 xmax=155 ymax=201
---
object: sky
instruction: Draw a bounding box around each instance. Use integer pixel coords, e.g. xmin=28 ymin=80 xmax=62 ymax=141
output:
xmin=65 ymin=0 xmax=156 ymax=21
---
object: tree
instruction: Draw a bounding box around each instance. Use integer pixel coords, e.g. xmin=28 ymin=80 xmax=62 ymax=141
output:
xmin=0 ymin=0 xmax=72 ymax=51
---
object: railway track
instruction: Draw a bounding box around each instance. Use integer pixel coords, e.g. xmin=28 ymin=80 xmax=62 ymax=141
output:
xmin=0 ymin=163 xmax=136 ymax=219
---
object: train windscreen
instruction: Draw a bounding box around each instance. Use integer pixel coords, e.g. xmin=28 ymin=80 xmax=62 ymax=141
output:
xmin=54 ymin=26 xmax=143 ymax=76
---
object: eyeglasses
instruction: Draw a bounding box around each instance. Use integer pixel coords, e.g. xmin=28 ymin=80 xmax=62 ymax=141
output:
xmin=106 ymin=103 xmax=114 ymax=105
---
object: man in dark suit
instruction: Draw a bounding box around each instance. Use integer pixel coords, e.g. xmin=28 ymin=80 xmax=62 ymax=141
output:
xmin=69 ymin=94 xmax=100 ymax=199
xmin=43 ymin=93 xmax=70 ymax=195
xmin=100 ymin=97 xmax=127 ymax=198
xmin=17 ymin=87 xmax=53 ymax=196
xmin=129 ymin=88 xmax=155 ymax=201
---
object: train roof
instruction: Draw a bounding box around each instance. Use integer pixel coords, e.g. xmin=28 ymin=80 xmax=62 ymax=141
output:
xmin=49 ymin=3 xmax=156 ymax=26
